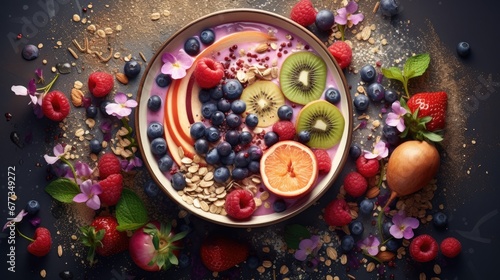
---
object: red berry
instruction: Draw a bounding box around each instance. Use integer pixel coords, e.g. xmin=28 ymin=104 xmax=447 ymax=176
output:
xmin=41 ymin=90 xmax=70 ymax=121
xmin=290 ymin=0 xmax=317 ymax=27
xmin=272 ymin=121 xmax=296 ymax=141
xmin=193 ymin=58 xmax=225 ymax=89
xmin=98 ymin=173 xmax=123 ymax=206
xmin=200 ymin=235 xmax=249 ymax=272
xmin=89 ymin=216 xmax=128 ymax=257
xmin=440 ymin=237 xmax=461 ymax=258
xmin=98 ymin=153 xmax=121 ymax=179
xmin=313 ymin=149 xmax=331 ymax=174
xmin=343 ymin=171 xmax=368 ymax=197
xmin=88 ymin=72 xmax=114 ymax=97
xmin=356 ymin=156 xmax=380 ymax=178
xmin=409 ymin=234 xmax=439 ymax=262
xmin=27 ymin=227 xmax=52 ymax=257
xmin=324 ymin=198 xmax=352 ymax=227
xmin=328 ymin=41 xmax=352 ymax=69
xmin=224 ymin=189 xmax=256 ymax=219
xmin=407 ymin=91 xmax=448 ymax=131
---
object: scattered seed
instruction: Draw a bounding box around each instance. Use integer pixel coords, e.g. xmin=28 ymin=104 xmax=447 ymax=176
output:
xmin=40 ymin=269 xmax=47 ymax=278
xmin=150 ymin=12 xmax=161 ymax=21
xmin=57 ymin=245 xmax=63 ymax=257
xmin=96 ymin=29 xmax=106 ymax=38
xmin=280 ymin=265 xmax=289 ymax=274
xmin=433 ymin=264 xmax=442 ymax=274
xmin=366 ymin=262 xmax=376 ymax=272
xmin=72 ymin=14 xmax=81 ymax=22
xmin=262 ymin=260 xmax=272 ymax=268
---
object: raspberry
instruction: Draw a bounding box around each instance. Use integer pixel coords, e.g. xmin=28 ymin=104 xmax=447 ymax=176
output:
xmin=328 ymin=41 xmax=352 ymax=69
xmin=343 ymin=171 xmax=368 ymax=197
xmin=324 ymin=198 xmax=352 ymax=227
xmin=88 ymin=72 xmax=114 ymax=97
xmin=272 ymin=121 xmax=296 ymax=141
xmin=27 ymin=227 xmax=52 ymax=257
xmin=409 ymin=234 xmax=439 ymax=262
xmin=98 ymin=173 xmax=123 ymax=206
xmin=440 ymin=237 xmax=461 ymax=258
xmin=193 ymin=58 xmax=225 ymax=89
xmin=313 ymin=149 xmax=331 ymax=174
xmin=41 ymin=90 xmax=70 ymax=121
xmin=98 ymin=153 xmax=121 ymax=179
xmin=356 ymin=156 xmax=380 ymax=178
xmin=290 ymin=0 xmax=317 ymax=27
xmin=224 ymin=189 xmax=256 ymax=220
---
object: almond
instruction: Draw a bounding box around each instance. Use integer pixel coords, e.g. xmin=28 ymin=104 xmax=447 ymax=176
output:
xmin=116 ymin=73 xmax=129 ymax=85
xmin=71 ymin=88 xmax=84 ymax=107
xmin=365 ymin=187 xmax=381 ymax=198
xmin=375 ymin=251 xmax=395 ymax=262
xmin=254 ymin=43 xmax=269 ymax=53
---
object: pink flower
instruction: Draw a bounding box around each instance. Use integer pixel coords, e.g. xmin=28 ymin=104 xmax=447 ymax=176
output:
xmin=357 ymin=235 xmax=380 ymax=256
xmin=11 ymin=79 xmax=38 ymax=105
xmin=386 ymin=101 xmax=407 ymax=132
xmin=2 ymin=210 xmax=27 ymax=231
xmin=363 ymin=140 xmax=389 ymax=160
xmin=389 ymin=211 xmax=419 ymax=239
xmin=294 ymin=235 xmax=320 ymax=261
xmin=65 ymin=161 xmax=94 ymax=185
xmin=73 ymin=179 xmax=102 ymax=210
xmin=105 ymin=92 xmax=138 ymax=119
xmin=44 ymin=144 xmax=72 ymax=164
xmin=335 ymin=1 xmax=364 ymax=28
xmin=161 ymin=49 xmax=194 ymax=79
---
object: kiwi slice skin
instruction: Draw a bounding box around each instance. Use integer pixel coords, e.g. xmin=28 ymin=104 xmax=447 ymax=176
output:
xmin=240 ymin=81 xmax=286 ymax=127
xmin=279 ymin=51 xmax=327 ymax=105
xmin=296 ymin=100 xmax=345 ymax=149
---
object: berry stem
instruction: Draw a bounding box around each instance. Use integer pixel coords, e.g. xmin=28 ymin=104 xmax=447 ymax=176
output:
xmin=17 ymin=228 xmax=34 ymax=242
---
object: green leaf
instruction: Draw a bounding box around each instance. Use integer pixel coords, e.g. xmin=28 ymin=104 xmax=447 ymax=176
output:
xmin=45 ymin=178 xmax=80 ymax=203
xmin=381 ymin=67 xmax=404 ymax=83
xmin=404 ymin=53 xmax=430 ymax=79
xmin=284 ymin=224 xmax=311 ymax=249
xmin=423 ymin=132 xmax=444 ymax=142
xmin=116 ymin=189 xmax=148 ymax=231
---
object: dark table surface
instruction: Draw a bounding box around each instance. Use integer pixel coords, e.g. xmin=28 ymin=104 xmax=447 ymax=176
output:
xmin=1 ymin=0 xmax=499 ymax=279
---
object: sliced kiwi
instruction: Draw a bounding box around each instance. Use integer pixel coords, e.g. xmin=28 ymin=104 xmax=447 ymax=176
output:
xmin=296 ymin=100 xmax=345 ymax=149
xmin=240 ymin=81 xmax=286 ymax=127
xmin=279 ymin=51 xmax=327 ymax=105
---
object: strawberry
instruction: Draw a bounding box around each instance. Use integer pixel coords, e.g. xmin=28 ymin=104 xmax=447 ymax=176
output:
xmin=27 ymin=227 xmax=52 ymax=257
xmin=272 ymin=121 xmax=296 ymax=141
xmin=98 ymin=153 xmax=121 ymax=179
xmin=356 ymin=156 xmax=380 ymax=178
xmin=409 ymin=234 xmax=439 ymax=262
xmin=290 ymin=0 xmax=317 ymax=27
xmin=80 ymin=216 xmax=128 ymax=263
xmin=88 ymin=72 xmax=114 ymax=98
xmin=343 ymin=171 xmax=368 ymax=197
xmin=440 ymin=237 xmax=461 ymax=258
xmin=324 ymin=198 xmax=352 ymax=227
xmin=193 ymin=58 xmax=225 ymax=89
xmin=98 ymin=173 xmax=123 ymax=206
xmin=407 ymin=91 xmax=448 ymax=131
xmin=313 ymin=149 xmax=331 ymax=174
xmin=328 ymin=41 xmax=352 ymax=69
xmin=224 ymin=189 xmax=256 ymax=219
xmin=200 ymin=235 xmax=249 ymax=272
xmin=41 ymin=90 xmax=70 ymax=121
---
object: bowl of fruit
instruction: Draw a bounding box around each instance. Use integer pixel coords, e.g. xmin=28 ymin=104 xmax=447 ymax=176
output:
xmin=136 ymin=9 xmax=353 ymax=227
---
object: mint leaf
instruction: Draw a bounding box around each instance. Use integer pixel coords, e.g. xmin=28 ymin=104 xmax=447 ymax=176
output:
xmin=45 ymin=178 xmax=80 ymax=203
xmin=404 ymin=53 xmax=430 ymax=79
xmin=381 ymin=67 xmax=404 ymax=83
xmin=116 ymin=188 xmax=148 ymax=231
xmin=284 ymin=224 xmax=311 ymax=249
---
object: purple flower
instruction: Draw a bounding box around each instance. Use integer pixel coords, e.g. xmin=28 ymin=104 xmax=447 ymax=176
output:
xmin=386 ymin=101 xmax=407 ymax=132
xmin=105 ymin=92 xmax=138 ymax=119
xmin=44 ymin=144 xmax=71 ymax=164
xmin=65 ymin=161 xmax=94 ymax=185
xmin=2 ymin=210 xmax=27 ymax=231
xmin=335 ymin=1 xmax=364 ymax=28
xmin=35 ymin=68 xmax=44 ymax=83
xmin=357 ymin=235 xmax=380 ymax=256
xmin=120 ymin=156 xmax=143 ymax=172
xmin=363 ymin=140 xmax=389 ymax=160
xmin=389 ymin=211 xmax=419 ymax=239
xmin=30 ymin=216 xmax=41 ymax=227
xmin=73 ymin=179 xmax=102 ymax=210
xmin=294 ymin=235 xmax=320 ymax=261
xmin=161 ymin=49 xmax=194 ymax=79
xmin=11 ymin=79 xmax=38 ymax=105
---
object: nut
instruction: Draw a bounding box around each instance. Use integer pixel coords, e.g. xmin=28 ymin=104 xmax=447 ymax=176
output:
xmin=254 ymin=43 xmax=269 ymax=53
xmin=71 ymin=88 xmax=84 ymax=107
xmin=365 ymin=187 xmax=381 ymax=198
xmin=115 ymin=73 xmax=129 ymax=85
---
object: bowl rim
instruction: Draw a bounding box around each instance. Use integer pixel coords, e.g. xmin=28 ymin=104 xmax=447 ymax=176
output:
xmin=135 ymin=8 xmax=353 ymax=227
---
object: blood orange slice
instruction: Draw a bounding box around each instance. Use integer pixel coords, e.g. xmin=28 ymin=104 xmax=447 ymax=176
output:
xmin=260 ymin=141 xmax=318 ymax=198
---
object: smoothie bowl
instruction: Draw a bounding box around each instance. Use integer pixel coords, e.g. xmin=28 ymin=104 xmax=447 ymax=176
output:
xmin=136 ymin=9 xmax=353 ymax=227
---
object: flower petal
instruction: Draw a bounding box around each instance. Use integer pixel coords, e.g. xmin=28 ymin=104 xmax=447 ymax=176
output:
xmin=396 ymin=121 xmax=406 ymax=132
xmin=115 ymin=92 xmax=128 ymax=104
xmin=402 ymin=229 xmax=415 ymax=239
xmin=79 ymin=179 xmax=93 ymax=195
xmin=170 ymin=67 xmax=188 ymax=80
xmin=105 ymin=103 xmax=122 ymax=116
xmin=348 ymin=13 xmax=364 ymax=25
xmin=294 ymin=249 xmax=308 ymax=261
xmin=86 ymin=195 xmax=101 ymax=210
xmin=389 ymin=225 xmax=403 ymax=239
xmin=73 ymin=193 xmax=89 ymax=203
xmin=334 ymin=8 xmax=348 ymax=24
xmin=176 ymin=49 xmax=194 ymax=68
xmin=298 ymin=238 xmax=314 ymax=250
xmin=11 ymin=85 xmax=28 ymax=96
xmin=346 ymin=1 xmax=359 ymax=13
xmin=53 ymin=144 xmax=64 ymax=157
xmin=404 ymin=217 xmax=420 ymax=229
xmin=124 ymin=99 xmax=138 ymax=108
xmin=161 ymin=52 xmax=176 ymax=64
xmin=44 ymin=155 xmax=60 ymax=165
xmin=28 ymin=79 xmax=37 ymax=94
xmin=90 ymin=184 xmax=103 ymax=195
xmin=75 ymin=161 xmax=93 ymax=178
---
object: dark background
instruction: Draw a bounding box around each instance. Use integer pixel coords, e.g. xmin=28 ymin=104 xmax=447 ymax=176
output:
xmin=1 ymin=0 xmax=498 ymax=279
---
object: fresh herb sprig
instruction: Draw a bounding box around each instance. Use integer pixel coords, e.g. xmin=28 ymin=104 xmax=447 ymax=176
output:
xmin=382 ymin=53 xmax=430 ymax=98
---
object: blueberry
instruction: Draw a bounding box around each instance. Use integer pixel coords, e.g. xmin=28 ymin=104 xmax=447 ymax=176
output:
xmin=349 ymin=144 xmax=362 ymax=159
xmin=225 ymin=130 xmax=240 ymax=146
xmin=245 ymin=113 xmax=259 ymax=128
xmin=210 ymin=111 xmax=225 ymax=126
xmin=239 ymin=131 xmax=253 ymax=146
xmin=58 ymin=271 xmax=74 ymax=280
xmin=324 ymin=87 xmax=341 ymax=104
xmin=248 ymin=160 xmax=260 ymax=173
xmin=147 ymin=121 xmax=164 ymax=139
xmin=379 ymin=0 xmax=400 ymax=17
xmin=232 ymin=167 xmax=249 ymax=180
xmin=264 ymin=131 xmax=279 ymax=147
xmin=144 ymin=180 xmax=160 ymax=197
xmin=385 ymin=239 xmax=400 ymax=252
xmin=225 ymin=113 xmax=242 ymax=128
xmin=158 ymin=155 xmax=174 ymax=172
xmin=366 ymin=83 xmax=385 ymax=102
xmin=210 ymin=85 xmax=224 ymax=100
xmin=382 ymin=221 xmax=393 ymax=237
xmin=247 ymin=145 xmax=263 ymax=160
xmin=359 ymin=199 xmax=374 ymax=214
xmin=124 ymin=60 xmax=141 ymax=78
xmin=217 ymin=99 xmax=231 ymax=112
xmin=277 ymin=105 xmax=293 ymax=121
xmin=230 ymin=99 xmax=247 ymax=114
xmin=151 ymin=137 xmax=167 ymax=156
xmin=204 ymin=126 xmax=221 ymax=142
xmin=234 ymin=151 xmax=250 ymax=168
xmin=349 ymin=221 xmax=364 ymax=236
xmin=214 ymin=166 xmax=230 ymax=183
xmin=200 ymin=28 xmax=216 ymax=45
xmin=189 ymin=122 xmax=206 ymax=140
xmin=297 ymin=130 xmax=311 ymax=144
xmin=201 ymin=101 xmax=218 ymax=119
xmin=220 ymin=151 xmax=236 ymax=165
xmin=353 ymin=94 xmax=370 ymax=111
xmin=171 ymin=172 xmax=186 ymax=190
xmin=21 ymin=44 xmax=39 ymax=61
xmin=247 ymin=255 xmax=260 ymax=269
xmin=155 ymin=73 xmax=172 ymax=88
xmin=432 ymin=212 xmax=448 ymax=228
xmin=340 ymin=235 xmax=355 ymax=252
xmin=205 ymin=148 xmax=220 ymax=165
xmin=100 ymin=101 xmax=111 ymax=116
xmin=360 ymin=64 xmax=377 ymax=83
xmin=222 ymin=79 xmax=243 ymax=100
xmin=25 ymin=199 xmax=40 ymax=215
xmin=457 ymin=41 xmax=471 ymax=57
xmin=86 ymin=105 xmax=98 ymax=118
xmin=184 ymin=37 xmax=200 ymax=56
xmin=178 ymin=253 xmax=191 ymax=268
xmin=194 ymin=138 xmax=209 ymax=154
xmin=198 ymin=89 xmax=212 ymax=103
xmin=384 ymin=89 xmax=398 ymax=103
xmin=89 ymin=138 xmax=102 ymax=154
xmin=147 ymin=95 xmax=162 ymax=112
xmin=315 ymin=9 xmax=335 ymax=31
xmin=216 ymin=141 xmax=232 ymax=157
xmin=383 ymin=125 xmax=400 ymax=145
